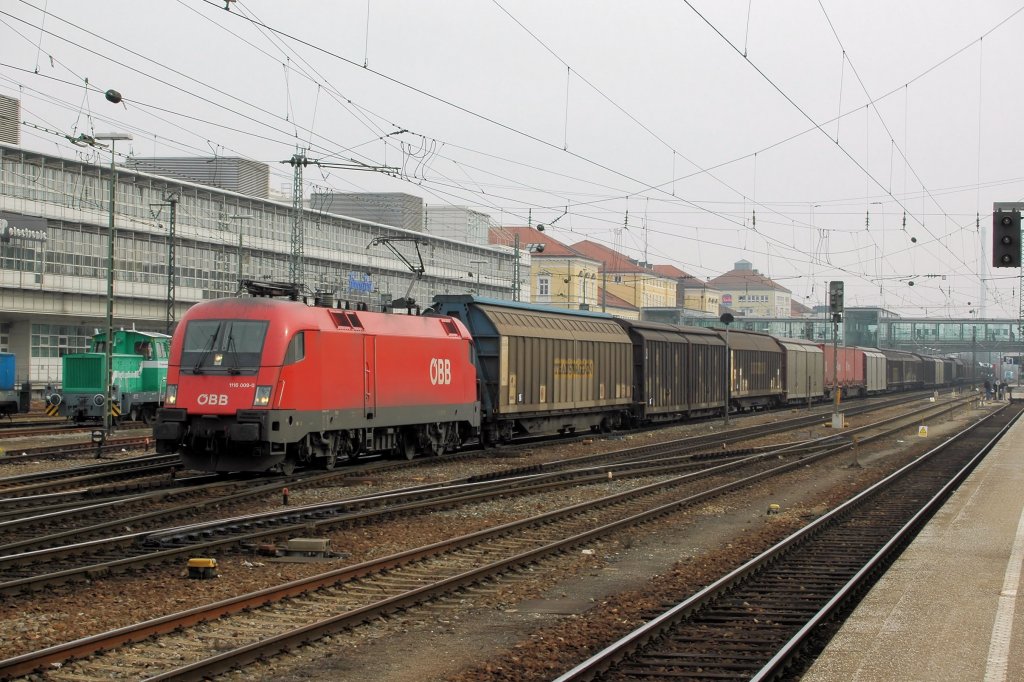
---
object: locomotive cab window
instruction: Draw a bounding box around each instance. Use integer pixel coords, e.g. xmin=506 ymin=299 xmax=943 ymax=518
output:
xmin=284 ymin=332 xmax=305 ymax=365
xmin=181 ymin=319 xmax=269 ymax=374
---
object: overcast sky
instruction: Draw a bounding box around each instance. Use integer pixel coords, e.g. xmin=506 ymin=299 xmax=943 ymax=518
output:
xmin=4 ymin=0 xmax=1024 ymax=318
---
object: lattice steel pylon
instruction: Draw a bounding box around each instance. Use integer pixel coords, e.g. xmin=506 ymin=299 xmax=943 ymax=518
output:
xmin=280 ymin=150 xmax=399 ymax=292
xmin=288 ymin=149 xmax=307 ymax=289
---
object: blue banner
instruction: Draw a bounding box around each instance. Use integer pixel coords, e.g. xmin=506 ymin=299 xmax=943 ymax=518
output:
xmin=348 ymin=272 xmax=373 ymax=292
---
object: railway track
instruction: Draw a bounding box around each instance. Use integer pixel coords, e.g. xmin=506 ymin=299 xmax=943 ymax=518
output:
xmin=0 ymin=421 xmax=147 ymax=439
xmin=553 ymin=403 xmax=1021 ymax=681
xmin=0 ymin=434 xmax=153 ymax=465
xmin=0 ymin=452 xmax=179 ymax=498
xmin=0 ymin=393 xmax=970 ymax=595
xmin=0 ymin=394 xmax=984 ymax=677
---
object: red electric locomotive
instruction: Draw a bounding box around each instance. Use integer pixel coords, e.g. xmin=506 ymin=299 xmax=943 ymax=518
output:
xmin=155 ymin=283 xmax=479 ymax=473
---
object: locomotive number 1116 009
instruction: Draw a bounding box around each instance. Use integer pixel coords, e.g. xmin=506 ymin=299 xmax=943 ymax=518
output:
xmin=429 ymin=358 xmax=452 ymax=386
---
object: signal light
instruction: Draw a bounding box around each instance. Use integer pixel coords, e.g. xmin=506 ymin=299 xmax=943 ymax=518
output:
xmin=993 ymin=210 xmax=1021 ymax=268
xmin=828 ymin=281 xmax=844 ymax=314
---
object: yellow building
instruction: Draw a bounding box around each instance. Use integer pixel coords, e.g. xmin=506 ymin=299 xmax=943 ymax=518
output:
xmin=652 ymin=264 xmax=721 ymax=314
xmin=489 ymin=226 xmax=602 ymax=310
xmin=569 ymin=240 xmax=678 ymax=309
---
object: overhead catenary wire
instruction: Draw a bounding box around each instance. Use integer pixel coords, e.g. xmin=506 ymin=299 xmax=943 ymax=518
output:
xmin=3 ymin=1 xmax=1022 ymax=316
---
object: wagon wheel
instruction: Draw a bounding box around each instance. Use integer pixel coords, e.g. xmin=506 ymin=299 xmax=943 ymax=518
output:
xmin=345 ymin=440 xmax=361 ymax=463
xmin=320 ymin=451 xmax=337 ymax=470
xmin=279 ymin=458 xmax=296 ymax=476
xmin=142 ymin=408 xmax=155 ymax=426
xmin=129 ymin=407 xmax=140 ymax=423
xmin=398 ymin=430 xmax=417 ymax=460
xmin=427 ymin=423 xmax=448 ymax=457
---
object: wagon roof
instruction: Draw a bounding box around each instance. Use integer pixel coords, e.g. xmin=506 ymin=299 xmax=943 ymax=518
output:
xmin=719 ymin=328 xmax=783 ymax=352
xmin=475 ymin=303 xmax=630 ymax=343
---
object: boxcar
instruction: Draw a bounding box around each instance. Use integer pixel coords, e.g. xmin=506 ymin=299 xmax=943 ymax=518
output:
xmin=881 ymin=348 xmax=923 ymax=391
xmin=820 ymin=345 xmax=887 ymax=398
xmin=430 ymin=295 xmax=633 ymax=441
xmin=941 ymin=358 xmax=955 ymax=386
xmin=951 ymin=358 xmax=968 ymax=385
xmin=615 ymin=319 xmax=726 ymax=422
xmin=775 ymin=338 xmax=824 ymax=405
xmin=0 ymin=352 xmax=19 ymax=415
xmin=714 ymin=328 xmax=784 ymax=410
xmin=921 ymin=354 xmax=946 ymax=387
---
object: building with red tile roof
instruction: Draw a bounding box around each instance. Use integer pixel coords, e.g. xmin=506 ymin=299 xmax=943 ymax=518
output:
xmin=567 ymin=240 xmax=677 ymax=308
xmin=707 ymin=260 xmax=792 ymax=317
xmin=594 ymin=287 xmax=640 ymax=319
xmin=651 ymin=263 xmax=721 ymax=314
xmin=488 ymin=226 xmax=601 ymax=309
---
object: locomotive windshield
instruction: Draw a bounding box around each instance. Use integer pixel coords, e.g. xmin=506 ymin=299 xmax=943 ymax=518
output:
xmin=181 ymin=319 xmax=268 ymax=374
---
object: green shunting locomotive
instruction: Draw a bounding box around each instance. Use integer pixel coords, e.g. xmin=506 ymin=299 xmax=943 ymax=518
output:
xmin=46 ymin=329 xmax=170 ymax=424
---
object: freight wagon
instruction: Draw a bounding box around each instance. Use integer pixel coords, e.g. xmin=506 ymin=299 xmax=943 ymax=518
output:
xmin=774 ymin=337 xmax=824 ymax=405
xmin=429 ymin=295 xmax=633 ymax=441
xmin=614 ymin=319 xmax=726 ymax=422
xmin=820 ymin=345 xmax=887 ymax=398
xmin=0 ymin=352 xmax=21 ymax=416
xmin=723 ymin=328 xmax=785 ymax=411
xmin=881 ymin=348 xmax=924 ymax=391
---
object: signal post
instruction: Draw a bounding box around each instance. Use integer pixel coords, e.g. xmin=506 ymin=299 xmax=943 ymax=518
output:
xmin=992 ymin=202 xmax=1024 ymax=392
xmin=829 ymin=281 xmax=844 ymax=429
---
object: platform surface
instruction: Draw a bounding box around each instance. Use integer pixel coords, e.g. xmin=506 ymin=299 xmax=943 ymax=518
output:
xmin=803 ymin=412 xmax=1024 ymax=682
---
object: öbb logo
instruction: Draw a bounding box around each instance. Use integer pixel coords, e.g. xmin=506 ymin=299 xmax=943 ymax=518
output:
xmin=429 ymin=358 xmax=452 ymax=386
xmin=196 ymin=393 xmax=229 ymax=406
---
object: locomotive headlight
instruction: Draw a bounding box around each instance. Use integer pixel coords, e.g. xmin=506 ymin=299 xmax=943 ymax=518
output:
xmin=253 ymin=385 xmax=272 ymax=406
xmin=165 ymin=385 xmax=177 ymax=406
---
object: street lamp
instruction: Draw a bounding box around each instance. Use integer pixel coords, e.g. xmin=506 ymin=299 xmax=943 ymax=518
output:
xmin=720 ymin=312 xmax=734 ymax=426
xmin=95 ymin=132 xmax=132 ymax=437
